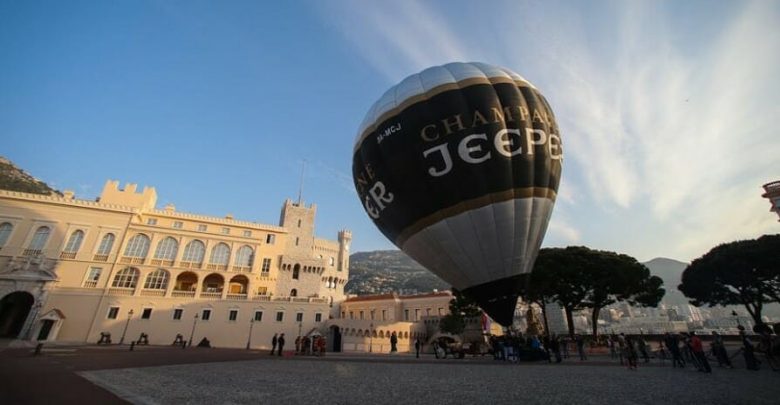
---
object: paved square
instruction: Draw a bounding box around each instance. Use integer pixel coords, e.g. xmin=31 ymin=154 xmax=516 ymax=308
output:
xmin=80 ymin=356 xmax=780 ymax=405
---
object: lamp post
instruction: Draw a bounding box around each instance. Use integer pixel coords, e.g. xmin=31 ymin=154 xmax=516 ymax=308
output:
xmin=369 ymin=322 xmax=374 ymax=353
xmin=119 ymin=309 xmax=134 ymax=345
xmin=188 ymin=313 xmax=199 ymax=347
xmin=246 ymin=319 xmax=254 ymax=350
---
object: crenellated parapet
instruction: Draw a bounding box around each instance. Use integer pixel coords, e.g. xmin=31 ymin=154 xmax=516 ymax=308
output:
xmin=98 ymin=180 xmax=157 ymax=211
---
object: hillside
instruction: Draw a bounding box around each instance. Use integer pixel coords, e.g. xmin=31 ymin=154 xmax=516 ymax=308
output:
xmin=345 ymin=250 xmax=694 ymax=303
xmin=345 ymin=250 xmax=449 ymax=295
xmin=0 ymin=156 xmax=60 ymax=195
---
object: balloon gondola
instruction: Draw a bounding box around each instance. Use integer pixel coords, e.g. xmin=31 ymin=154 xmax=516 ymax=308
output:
xmin=352 ymin=62 xmax=562 ymax=326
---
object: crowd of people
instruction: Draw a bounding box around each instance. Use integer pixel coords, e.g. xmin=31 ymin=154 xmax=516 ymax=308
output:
xmin=268 ymin=332 xmax=328 ymax=356
xmin=294 ymin=334 xmax=327 ymax=356
xmin=483 ymin=324 xmax=780 ymax=373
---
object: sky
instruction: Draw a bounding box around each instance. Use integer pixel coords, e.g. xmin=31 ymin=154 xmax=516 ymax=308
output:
xmin=1 ymin=0 xmax=778 ymax=263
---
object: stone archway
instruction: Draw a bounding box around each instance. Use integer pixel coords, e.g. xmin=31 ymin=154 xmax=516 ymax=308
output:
xmin=0 ymin=291 xmax=35 ymax=338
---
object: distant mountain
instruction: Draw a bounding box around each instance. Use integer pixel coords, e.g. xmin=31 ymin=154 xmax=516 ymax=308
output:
xmin=0 ymin=156 xmax=60 ymax=196
xmin=345 ymin=250 xmax=449 ymax=295
xmin=643 ymin=257 xmax=688 ymax=290
xmin=643 ymin=257 xmax=690 ymax=307
xmin=346 ymin=252 xmax=694 ymax=302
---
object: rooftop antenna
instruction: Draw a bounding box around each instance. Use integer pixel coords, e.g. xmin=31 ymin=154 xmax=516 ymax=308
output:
xmin=297 ymin=160 xmax=306 ymax=205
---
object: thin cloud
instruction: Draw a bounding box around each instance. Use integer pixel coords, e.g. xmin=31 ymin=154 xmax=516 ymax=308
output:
xmin=317 ymin=0 xmax=468 ymax=81
xmin=547 ymin=218 xmax=582 ymax=245
xmin=319 ymin=0 xmax=779 ymax=260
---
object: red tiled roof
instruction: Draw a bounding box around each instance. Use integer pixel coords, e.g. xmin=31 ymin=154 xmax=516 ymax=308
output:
xmin=400 ymin=291 xmax=452 ymax=300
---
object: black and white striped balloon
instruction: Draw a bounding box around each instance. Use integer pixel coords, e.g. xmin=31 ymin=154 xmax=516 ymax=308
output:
xmin=352 ymin=62 xmax=562 ymax=326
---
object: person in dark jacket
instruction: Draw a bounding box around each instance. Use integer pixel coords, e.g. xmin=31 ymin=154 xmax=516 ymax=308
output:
xmin=270 ymin=333 xmax=278 ymax=355
xmin=741 ymin=329 xmax=760 ymax=370
xmin=277 ymin=333 xmax=285 ymax=356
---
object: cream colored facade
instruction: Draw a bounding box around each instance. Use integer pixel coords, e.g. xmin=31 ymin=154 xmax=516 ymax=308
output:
xmin=0 ymin=180 xmax=351 ymax=349
xmin=330 ymin=291 xmax=452 ymax=353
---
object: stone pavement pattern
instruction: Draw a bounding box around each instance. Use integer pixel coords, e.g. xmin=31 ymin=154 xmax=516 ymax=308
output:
xmin=82 ymin=357 xmax=780 ymax=405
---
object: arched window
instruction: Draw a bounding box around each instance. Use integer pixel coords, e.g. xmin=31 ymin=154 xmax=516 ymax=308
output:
xmin=144 ymin=269 xmax=169 ymax=290
xmin=63 ymin=230 xmax=84 ymax=253
xmin=182 ymin=240 xmax=205 ymax=263
xmin=96 ymin=233 xmax=115 ymax=255
xmin=124 ymin=234 xmax=150 ymax=258
xmin=112 ymin=267 xmax=139 ymax=288
xmin=292 ymin=264 xmax=300 ymax=280
xmin=28 ymin=226 xmax=51 ymax=250
xmin=234 ymin=245 xmax=254 ymax=267
xmin=0 ymin=222 xmax=13 ymax=248
xmin=290 ymin=288 xmax=297 ymax=297
xmin=209 ymin=243 xmax=230 ymax=265
xmin=154 ymin=237 xmax=178 ymax=260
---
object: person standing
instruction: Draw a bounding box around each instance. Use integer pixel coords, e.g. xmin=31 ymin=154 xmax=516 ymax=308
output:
xmin=711 ymin=332 xmax=732 ymax=368
xmin=550 ymin=335 xmax=562 ymax=363
xmin=758 ymin=328 xmax=779 ymax=371
xmin=414 ymin=338 xmax=421 ymax=358
xmin=638 ymin=336 xmax=649 ymax=363
xmin=270 ymin=333 xmax=278 ymax=355
xmin=625 ymin=336 xmax=638 ymax=370
xmin=689 ymin=332 xmax=711 ymax=373
xmin=542 ymin=335 xmax=551 ymax=363
xmin=575 ymin=334 xmax=587 ymax=361
xmin=664 ymin=333 xmax=685 ymax=368
xmin=318 ymin=336 xmax=327 ymax=356
xmin=277 ymin=333 xmax=285 ymax=356
xmin=390 ymin=332 xmax=398 ymax=353
xmin=608 ymin=335 xmax=616 ymax=359
xmin=741 ymin=329 xmax=761 ymax=370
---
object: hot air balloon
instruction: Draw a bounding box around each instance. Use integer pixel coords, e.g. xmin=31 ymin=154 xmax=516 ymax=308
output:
xmin=352 ymin=62 xmax=562 ymax=326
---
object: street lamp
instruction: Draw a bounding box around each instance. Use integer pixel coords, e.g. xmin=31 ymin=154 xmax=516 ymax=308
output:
xmin=369 ymin=322 xmax=374 ymax=353
xmin=246 ymin=319 xmax=254 ymax=350
xmin=188 ymin=313 xmax=199 ymax=347
xmin=119 ymin=309 xmax=134 ymax=345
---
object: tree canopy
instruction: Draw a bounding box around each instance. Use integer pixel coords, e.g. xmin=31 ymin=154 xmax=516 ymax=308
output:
xmin=439 ymin=290 xmax=482 ymax=337
xmin=528 ymin=246 xmax=664 ymax=337
xmin=679 ymin=234 xmax=780 ymax=327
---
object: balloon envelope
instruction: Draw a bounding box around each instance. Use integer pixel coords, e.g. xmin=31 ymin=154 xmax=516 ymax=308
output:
xmin=352 ymin=62 xmax=562 ymax=326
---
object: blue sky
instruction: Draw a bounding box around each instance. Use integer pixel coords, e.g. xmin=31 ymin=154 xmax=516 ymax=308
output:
xmin=2 ymin=0 xmax=778 ymax=262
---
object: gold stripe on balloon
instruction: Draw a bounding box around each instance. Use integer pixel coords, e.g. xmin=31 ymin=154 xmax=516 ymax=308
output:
xmin=395 ymin=187 xmax=558 ymax=247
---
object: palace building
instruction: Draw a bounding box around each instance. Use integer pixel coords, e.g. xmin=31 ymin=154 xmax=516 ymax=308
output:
xmin=0 ymin=180 xmax=351 ymax=349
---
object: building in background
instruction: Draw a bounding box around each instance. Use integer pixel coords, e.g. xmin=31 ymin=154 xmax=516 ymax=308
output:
xmin=0 ymin=180 xmax=351 ymax=349
xmin=762 ymin=180 xmax=780 ymax=221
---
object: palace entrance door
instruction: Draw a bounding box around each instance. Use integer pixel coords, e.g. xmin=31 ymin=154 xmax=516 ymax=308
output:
xmin=0 ymin=291 xmax=34 ymax=338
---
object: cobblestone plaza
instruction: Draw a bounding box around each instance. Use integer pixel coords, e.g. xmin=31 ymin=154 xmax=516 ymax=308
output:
xmin=78 ymin=350 xmax=780 ymax=405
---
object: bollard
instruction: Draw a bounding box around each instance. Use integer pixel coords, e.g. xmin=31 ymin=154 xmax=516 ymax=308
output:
xmin=130 ymin=341 xmax=135 ymax=351
xmin=34 ymin=343 xmax=44 ymax=356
